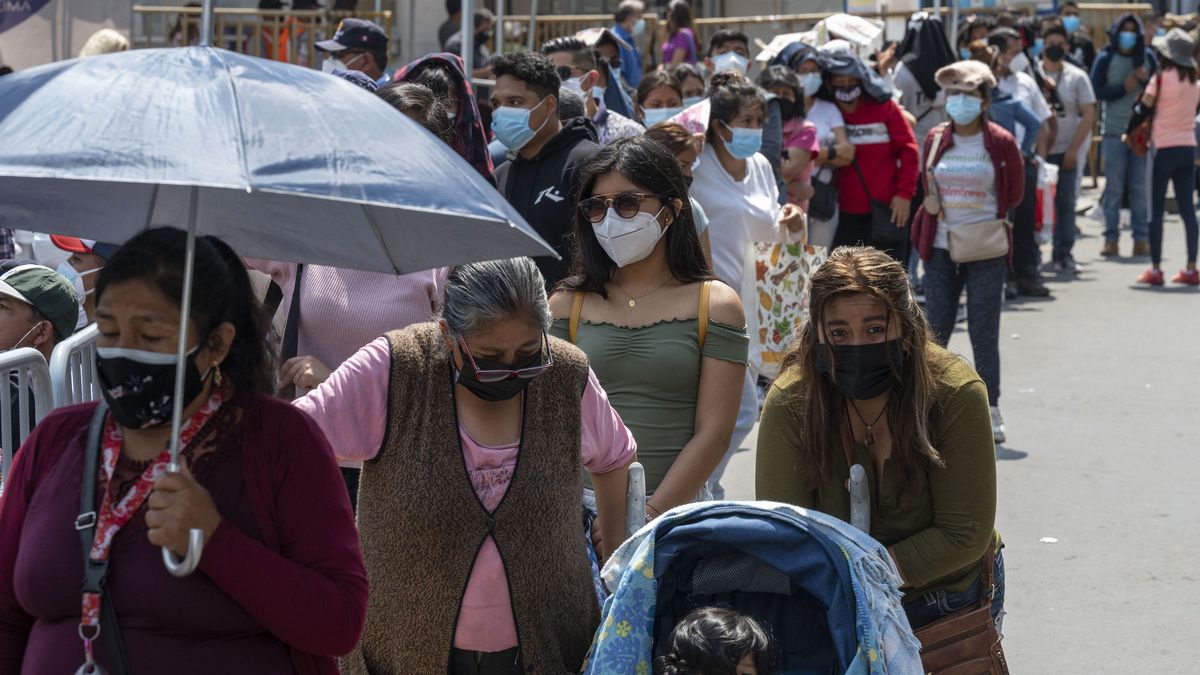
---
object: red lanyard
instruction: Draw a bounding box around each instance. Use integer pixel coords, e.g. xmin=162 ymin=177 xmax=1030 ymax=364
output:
xmin=78 ymin=388 xmax=225 ymax=642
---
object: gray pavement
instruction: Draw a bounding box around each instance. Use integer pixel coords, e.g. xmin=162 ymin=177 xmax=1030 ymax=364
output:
xmin=718 ymin=179 xmax=1200 ymax=671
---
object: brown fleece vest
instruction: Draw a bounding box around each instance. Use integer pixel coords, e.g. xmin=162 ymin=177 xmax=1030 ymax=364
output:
xmin=344 ymin=323 xmax=599 ymax=674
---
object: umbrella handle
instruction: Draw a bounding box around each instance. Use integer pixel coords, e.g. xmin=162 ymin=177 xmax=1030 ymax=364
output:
xmin=162 ymin=528 xmax=205 ymax=578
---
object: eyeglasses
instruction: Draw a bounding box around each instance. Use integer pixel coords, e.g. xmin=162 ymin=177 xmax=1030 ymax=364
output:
xmin=459 ymin=332 xmax=554 ymax=383
xmin=578 ymin=192 xmax=667 ymax=224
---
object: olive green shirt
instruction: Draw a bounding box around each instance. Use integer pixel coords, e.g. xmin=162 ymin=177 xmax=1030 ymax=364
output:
xmin=551 ymin=316 xmax=749 ymax=492
xmin=756 ymin=344 xmax=999 ymax=599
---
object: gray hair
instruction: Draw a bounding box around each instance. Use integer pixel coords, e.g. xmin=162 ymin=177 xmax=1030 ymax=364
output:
xmin=615 ymin=0 xmax=645 ymax=23
xmin=558 ymin=86 xmax=587 ymax=120
xmin=440 ymin=258 xmax=551 ymax=337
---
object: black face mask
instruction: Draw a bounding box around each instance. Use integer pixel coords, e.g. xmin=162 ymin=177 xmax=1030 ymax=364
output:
xmin=814 ymin=339 xmax=904 ymax=400
xmin=1044 ymin=44 xmax=1066 ymax=62
xmin=777 ymin=97 xmax=799 ymax=121
xmin=456 ymin=350 xmax=543 ymax=402
xmin=684 ymin=174 xmax=694 ymax=188
xmin=476 ymin=31 xmax=492 ymax=43
xmin=96 ymin=347 xmax=212 ymax=429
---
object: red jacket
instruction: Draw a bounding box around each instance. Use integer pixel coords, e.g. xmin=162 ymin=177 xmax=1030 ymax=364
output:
xmin=837 ymin=98 xmax=920 ymax=213
xmin=911 ymin=120 xmax=1025 ymax=262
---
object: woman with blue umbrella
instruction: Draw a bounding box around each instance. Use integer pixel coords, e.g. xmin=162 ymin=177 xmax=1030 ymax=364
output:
xmin=0 ymin=228 xmax=368 ymax=674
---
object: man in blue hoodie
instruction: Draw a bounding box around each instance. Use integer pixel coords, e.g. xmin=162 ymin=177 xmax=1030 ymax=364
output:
xmin=1091 ymin=13 xmax=1157 ymax=257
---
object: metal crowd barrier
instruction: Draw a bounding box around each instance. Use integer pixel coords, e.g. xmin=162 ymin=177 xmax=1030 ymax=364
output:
xmin=0 ymin=348 xmax=53 ymax=492
xmin=625 ymin=461 xmax=646 ymax=537
xmin=49 ymin=324 xmax=101 ymax=409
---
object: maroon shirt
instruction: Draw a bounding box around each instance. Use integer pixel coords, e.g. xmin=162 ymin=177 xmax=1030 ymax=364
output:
xmin=0 ymin=390 xmax=367 ymax=675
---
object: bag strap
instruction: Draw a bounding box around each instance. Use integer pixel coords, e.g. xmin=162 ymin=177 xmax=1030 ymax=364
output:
xmin=280 ymin=263 xmax=305 ymax=362
xmin=926 ymin=123 xmax=949 ymax=174
xmin=977 ymin=536 xmax=997 ymax=610
xmin=77 ymin=403 xmax=131 ymax=675
xmin=697 ymin=280 xmax=711 ymax=351
xmin=568 ymin=291 xmax=584 ymax=344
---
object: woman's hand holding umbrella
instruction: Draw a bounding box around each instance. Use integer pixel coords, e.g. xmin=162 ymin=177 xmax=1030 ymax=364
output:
xmin=146 ymin=461 xmax=222 ymax=558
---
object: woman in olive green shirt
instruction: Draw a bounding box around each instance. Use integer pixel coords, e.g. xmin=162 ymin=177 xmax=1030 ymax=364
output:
xmin=549 ymin=137 xmax=748 ymax=544
xmin=755 ymin=246 xmax=1004 ymax=631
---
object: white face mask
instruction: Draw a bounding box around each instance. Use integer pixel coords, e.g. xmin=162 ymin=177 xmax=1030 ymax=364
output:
xmin=593 ymin=206 xmax=668 ymax=267
xmin=1008 ymin=52 xmax=1030 ymax=75
xmin=564 ymin=76 xmax=584 ymax=94
xmin=712 ymin=51 xmax=749 ymax=75
xmin=322 ymin=52 xmax=364 ymax=74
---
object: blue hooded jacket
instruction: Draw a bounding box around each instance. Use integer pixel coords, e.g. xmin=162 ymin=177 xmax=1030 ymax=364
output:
xmin=1090 ymin=12 xmax=1158 ymax=102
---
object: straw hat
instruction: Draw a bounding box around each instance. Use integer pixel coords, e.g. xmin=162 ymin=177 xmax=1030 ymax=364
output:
xmin=1152 ymin=28 xmax=1197 ymax=70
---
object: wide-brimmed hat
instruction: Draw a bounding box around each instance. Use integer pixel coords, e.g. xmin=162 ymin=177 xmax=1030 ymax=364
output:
xmin=935 ymin=59 xmax=996 ymax=93
xmin=1152 ymin=28 xmax=1197 ymax=70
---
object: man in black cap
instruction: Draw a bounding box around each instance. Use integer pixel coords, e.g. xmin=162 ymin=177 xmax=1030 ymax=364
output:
xmin=316 ymin=18 xmax=390 ymax=86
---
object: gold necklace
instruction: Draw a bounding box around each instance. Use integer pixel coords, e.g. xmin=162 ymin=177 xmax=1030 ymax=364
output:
xmin=613 ymin=275 xmax=673 ymax=308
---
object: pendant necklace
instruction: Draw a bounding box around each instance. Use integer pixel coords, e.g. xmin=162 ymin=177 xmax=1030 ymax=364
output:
xmin=614 ymin=275 xmax=673 ymax=308
xmin=846 ymin=399 xmax=888 ymax=448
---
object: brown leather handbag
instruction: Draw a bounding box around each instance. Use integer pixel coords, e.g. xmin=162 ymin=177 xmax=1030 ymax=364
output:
xmin=913 ymin=540 xmax=1009 ymax=674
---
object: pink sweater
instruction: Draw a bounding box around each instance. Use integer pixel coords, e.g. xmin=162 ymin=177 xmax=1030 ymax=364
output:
xmin=295 ymin=337 xmax=636 ymax=652
xmin=1146 ymin=70 xmax=1200 ymax=149
xmin=245 ymin=260 xmax=447 ymax=374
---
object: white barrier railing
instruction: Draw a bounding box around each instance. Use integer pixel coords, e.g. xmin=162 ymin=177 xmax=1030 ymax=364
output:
xmin=49 ymin=324 xmax=100 ymax=409
xmin=0 ymin=348 xmax=53 ymax=492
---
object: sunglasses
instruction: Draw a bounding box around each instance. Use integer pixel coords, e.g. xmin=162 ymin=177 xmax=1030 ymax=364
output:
xmin=459 ymin=332 xmax=554 ymax=383
xmin=578 ymin=192 xmax=667 ymax=224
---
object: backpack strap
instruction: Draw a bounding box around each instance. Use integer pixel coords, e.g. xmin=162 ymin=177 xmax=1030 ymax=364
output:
xmin=697 ymin=280 xmax=711 ymax=351
xmin=568 ymin=291 xmax=584 ymax=344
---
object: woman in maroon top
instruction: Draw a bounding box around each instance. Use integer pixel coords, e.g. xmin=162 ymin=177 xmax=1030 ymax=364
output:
xmin=0 ymin=228 xmax=367 ymax=675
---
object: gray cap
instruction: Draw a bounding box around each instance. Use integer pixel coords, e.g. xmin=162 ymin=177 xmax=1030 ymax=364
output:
xmin=1152 ymin=28 xmax=1197 ymax=70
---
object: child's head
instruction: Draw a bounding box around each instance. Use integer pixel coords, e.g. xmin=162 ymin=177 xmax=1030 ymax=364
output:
xmin=656 ymin=607 xmax=774 ymax=675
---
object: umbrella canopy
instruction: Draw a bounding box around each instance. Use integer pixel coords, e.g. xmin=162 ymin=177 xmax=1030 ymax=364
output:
xmin=0 ymin=46 xmax=555 ymax=274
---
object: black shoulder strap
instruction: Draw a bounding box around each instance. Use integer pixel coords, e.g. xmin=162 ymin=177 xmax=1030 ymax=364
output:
xmin=280 ymin=263 xmax=305 ymax=363
xmin=77 ymin=403 xmax=131 ymax=675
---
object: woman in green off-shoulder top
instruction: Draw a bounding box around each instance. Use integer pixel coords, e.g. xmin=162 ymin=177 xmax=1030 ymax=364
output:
xmin=550 ymin=138 xmax=748 ymax=541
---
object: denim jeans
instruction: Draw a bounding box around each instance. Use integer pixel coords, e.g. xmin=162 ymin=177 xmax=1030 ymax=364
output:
xmin=1047 ymin=153 xmax=1079 ymax=261
xmin=904 ymin=547 xmax=1007 ymax=632
xmin=922 ymin=248 xmax=1006 ymax=405
xmin=1101 ymin=135 xmax=1150 ymax=242
xmin=1150 ymin=145 xmax=1200 ymax=266
xmin=706 ymin=369 xmax=758 ymax=500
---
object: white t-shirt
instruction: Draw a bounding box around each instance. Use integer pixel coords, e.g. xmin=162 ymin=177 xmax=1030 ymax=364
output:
xmin=805 ymin=98 xmax=845 ymax=149
xmin=692 ymin=144 xmax=781 ymax=288
xmin=894 ymin=61 xmax=948 ymax=155
xmin=932 ymin=133 xmax=997 ymax=250
xmin=1041 ymin=61 xmax=1097 ymax=156
xmin=998 ymin=71 xmax=1052 ymax=149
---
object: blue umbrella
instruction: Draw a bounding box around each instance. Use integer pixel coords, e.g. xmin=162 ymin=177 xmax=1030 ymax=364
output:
xmin=0 ymin=18 xmax=554 ymax=581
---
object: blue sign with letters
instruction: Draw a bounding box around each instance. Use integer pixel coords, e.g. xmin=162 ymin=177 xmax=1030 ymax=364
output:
xmin=0 ymin=0 xmax=52 ymax=34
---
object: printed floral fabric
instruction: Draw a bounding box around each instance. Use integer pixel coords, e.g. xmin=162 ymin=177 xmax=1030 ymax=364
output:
xmin=753 ymin=243 xmax=827 ymax=379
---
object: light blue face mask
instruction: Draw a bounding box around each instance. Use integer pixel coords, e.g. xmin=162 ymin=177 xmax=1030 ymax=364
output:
xmin=592 ymin=84 xmax=606 ymax=102
xmin=633 ymin=18 xmax=646 ymax=36
xmin=712 ymin=50 xmax=750 ymax=75
xmin=643 ymin=106 xmax=683 ymax=126
xmin=959 ymin=46 xmax=972 ymax=60
xmin=682 ymin=95 xmax=704 ymax=108
xmin=720 ymin=120 xmax=763 ymax=159
xmin=1062 ymin=16 xmax=1081 ymax=34
xmin=799 ymin=72 xmax=823 ymax=96
xmin=1118 ymin=31 xmax=1138 ymax=51
xmin=945 ymin=93 xmax=983 ymax=125
xmin=1030 ymin=38 xmax=1044 ymax=57
xmin=491 ymin=98 xmax=548 ymax=151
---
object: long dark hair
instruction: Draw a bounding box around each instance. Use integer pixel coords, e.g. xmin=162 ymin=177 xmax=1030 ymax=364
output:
xmin=95 ymin=227 xmax=274 ymax=394
xmin=1160 ymin=55 xmax=1200 ymax=83
xmin=558 ymin=136 xmax=710 ymax=298
xmin=781 ymin=247 xmax=951 ymax=486
xmin=666 ymin=0 xmax=692 ymax=33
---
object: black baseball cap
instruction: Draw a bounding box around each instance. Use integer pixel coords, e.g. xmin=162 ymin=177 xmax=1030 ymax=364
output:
xmin=316 ymin=19 xmax=388 ymax=53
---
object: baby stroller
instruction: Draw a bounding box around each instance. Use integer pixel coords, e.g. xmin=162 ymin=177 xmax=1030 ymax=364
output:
xmin=583 ymin=501 xmax=923 ymax=675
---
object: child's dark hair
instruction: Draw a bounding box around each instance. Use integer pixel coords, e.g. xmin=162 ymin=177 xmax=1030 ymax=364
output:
xmin=95 ymin=227 xmax=275 ymax=394
xmin=655 ymin=607 xmax=775 ymax=675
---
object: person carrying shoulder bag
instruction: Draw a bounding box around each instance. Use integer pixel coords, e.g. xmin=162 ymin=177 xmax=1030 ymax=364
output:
xmin=911 ymin=60 xmax=1024 ymax=445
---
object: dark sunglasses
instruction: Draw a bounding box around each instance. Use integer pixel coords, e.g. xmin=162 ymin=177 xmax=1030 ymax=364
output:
xmin=578 ymin=192 xmax=667 ymax=224
xmin=459 ymin=332 xmax=554 ymax=383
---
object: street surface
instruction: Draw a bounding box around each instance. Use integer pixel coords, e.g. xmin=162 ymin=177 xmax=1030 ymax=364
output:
xmin=721 ymin=179 xmax=1200 ymax=672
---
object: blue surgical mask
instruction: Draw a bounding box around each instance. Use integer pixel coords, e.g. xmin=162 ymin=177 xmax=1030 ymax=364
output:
xmin=945 ymin=93 xmax=983 ymax=125
xmin=1031 ymin=38 xmax=1044 ymax=57
xmin=491 ymin=98 xmax=548 ymax=151
xmin=633 ymin=18 xmax=646 ymax=36
xmin=1118 ymin=31 xmax=1138 ymax=51
xmin=720 ymin=120 xmax=763 ymax=159
xmin=643 ymin=106 xmax=683 ymax=126
xmin=683 ymin=95 xmax=704 ymax=107
xmin=1062 ymin=16 xmax=1080 ymax=34
xmin=1156 ymin=27 xmax=1166 ymax=37
xmin=799 ymin=72 xmax=823 ymax=95
xmin=959 ymin=46 xmax=972 ymax=60
xmin=712 ymin=51 xmax=750 ymax=74
xmin=592 ymin=84 xmax=606 ymax=102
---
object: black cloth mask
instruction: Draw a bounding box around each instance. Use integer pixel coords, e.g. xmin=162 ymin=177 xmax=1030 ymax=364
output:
xmin=96 ymin=347 xmax=212 ymax=429
xmin=456 ymin=350 xmax=544 ymax=402
xmin=1044 ymin=44 xmax=1066 ymax=62
xmin=815 ymin=339 xmax=904 ymax=400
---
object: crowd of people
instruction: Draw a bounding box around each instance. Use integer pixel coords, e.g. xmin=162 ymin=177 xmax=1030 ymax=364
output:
xmin=1 ymin=2 xmax=1199 ymax=673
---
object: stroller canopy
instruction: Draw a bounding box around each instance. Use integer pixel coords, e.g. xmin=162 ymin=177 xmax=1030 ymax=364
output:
xmin=585 ymin=501 xmax=922 ymax=675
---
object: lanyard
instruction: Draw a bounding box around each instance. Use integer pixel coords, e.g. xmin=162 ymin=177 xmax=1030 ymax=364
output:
xmin=76 ymin=388 xmax=225 ymax=672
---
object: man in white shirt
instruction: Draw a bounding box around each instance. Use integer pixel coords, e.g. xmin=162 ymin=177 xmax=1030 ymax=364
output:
xmin=992 ymin=28 xmax=1054 ymax=298
xmin=1041 ymin=24 xmax=1097 ymax=275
